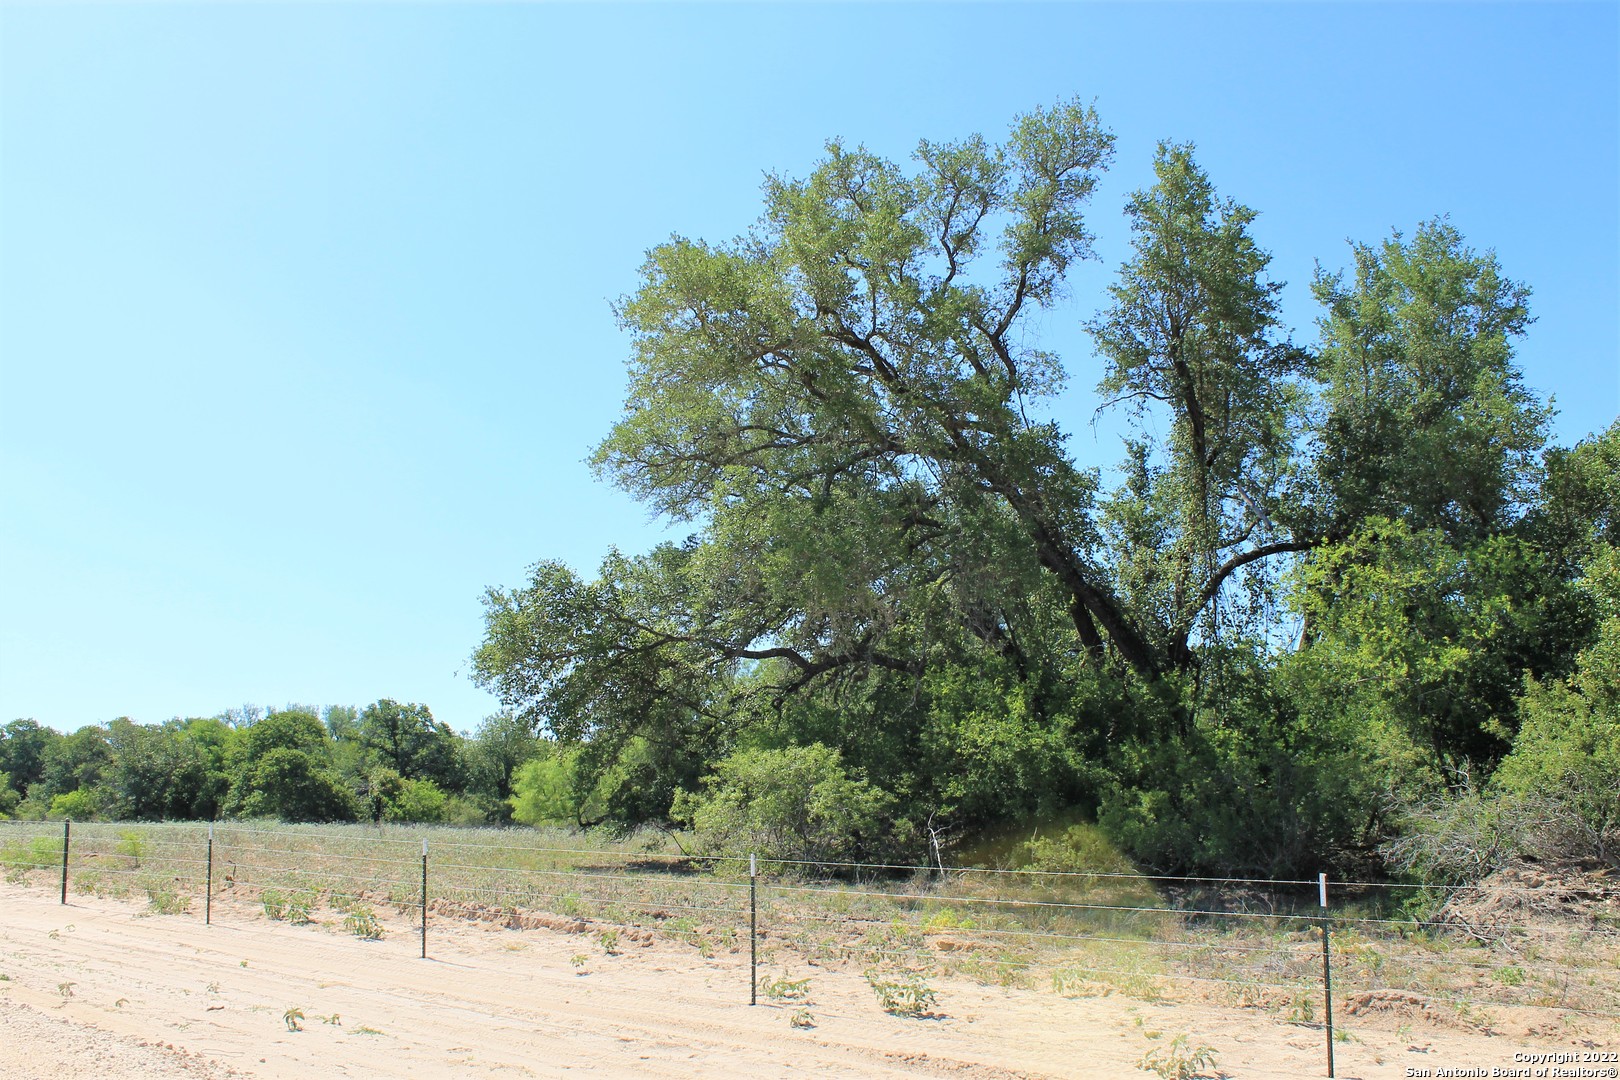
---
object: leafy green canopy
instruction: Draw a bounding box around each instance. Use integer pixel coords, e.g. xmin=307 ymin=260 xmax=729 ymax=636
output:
xmin=463 ymin=101 xmax=1583 ymax=872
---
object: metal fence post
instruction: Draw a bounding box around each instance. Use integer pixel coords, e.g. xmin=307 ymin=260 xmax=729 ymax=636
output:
xmin=749 ymin=853 xmax=757 ymax=1006
xmin=60 ymin=820 xmax=70 ymax=904
xmin=205 ymin=823 xmax=214 ymax=925
xmin=421 ymin=839 xmax=429 ymax=959
xmin=1320 ymin=872 xmax=1335 ymax=1077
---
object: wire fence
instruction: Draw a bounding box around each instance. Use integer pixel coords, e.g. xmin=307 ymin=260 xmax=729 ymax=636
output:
xmin=2 ymin=818 xmax=1615 ymax=1077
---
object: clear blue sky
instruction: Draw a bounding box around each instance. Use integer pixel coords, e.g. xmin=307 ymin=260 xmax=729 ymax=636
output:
xmin=2 ymin=3 xmax=1615 ymax=734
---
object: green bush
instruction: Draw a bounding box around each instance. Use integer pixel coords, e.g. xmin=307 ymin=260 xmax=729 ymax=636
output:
xmin=672 ymin=743 xmax=903 ymax=864
xmin=1489 ymin=545 xmax=1620 ymax=865
xmin=387 ymin=778 xmax=449 ymax=823
xmin=49 ymin=788 xmax=104 ymax=821
xmin=1010 ymin=822 xmax=1137 ymax=875
xmin=508 ymin=748 xmax=582 ymax=826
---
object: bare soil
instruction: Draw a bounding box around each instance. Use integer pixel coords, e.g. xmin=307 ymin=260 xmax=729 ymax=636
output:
xmin=0 ymin=881 xmax=1612 ymax=1078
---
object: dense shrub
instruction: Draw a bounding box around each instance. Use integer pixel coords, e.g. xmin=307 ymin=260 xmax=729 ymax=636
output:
xmin=672 ymin=743 xmax=907 ymax=864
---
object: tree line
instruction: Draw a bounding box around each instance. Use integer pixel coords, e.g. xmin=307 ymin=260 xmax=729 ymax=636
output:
xmin=0 ymin=703 xmax=550 ymax=827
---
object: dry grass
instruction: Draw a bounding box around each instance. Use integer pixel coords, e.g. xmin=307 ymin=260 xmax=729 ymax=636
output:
xmin=2 ymin=819 xmax=1614 ymax=1039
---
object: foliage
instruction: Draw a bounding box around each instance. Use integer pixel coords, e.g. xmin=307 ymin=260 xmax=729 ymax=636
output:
xmin=342 ymin=905 xmax=384 ymax=940
xmin=0 ymin=720 xmax=58 ymax=798
xmin=0 ymin=835 xmax=60 ymax=871
xmin=357 ymin=699 xmax=462 ymax=790
xmin=1138 ymin=1033 xmax=1220 ymax=1080
xmin=864 ymin=969 xmax=938 ymax=1017
xmin=50 ymin=787 xmax=104 ymax=821
xmin=36 ymin=726 xmax=113 ymax=805
xmin=261 ymin=888 xmax=315 ymax=924
xmin=507 ymin=745 xmax=584 ymax=827
xmin=365 ymin=769 xmax=451 ymax=824
xmin=672 ymin=743 xmax=904 ymax=863
xmin=760 ymin=973 xmax=812 ymax=1002
xmin=1311 ymin=219 xmax=1547 ymax=542
xmin=11 ymin=107 xmax=1609 ymax=881
xmin=1010 ymin=821 xmax=1136 ymax=875
xmin=227 ymin=748 xmax=359 ymax=823
xmin=1381 ymin=774 xmax=1541 ymax=884
xmin=461 ymin=711 xmax=540 ymax=823
xmin=1489 ymin=543 xmax=1620 ymax=865
xmin=461 ymin=102 xmax=1596 ymax=877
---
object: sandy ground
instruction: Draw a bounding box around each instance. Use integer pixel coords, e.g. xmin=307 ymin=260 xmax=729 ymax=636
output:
xmin=0 ymin=881 xmax=1612 ymax=1079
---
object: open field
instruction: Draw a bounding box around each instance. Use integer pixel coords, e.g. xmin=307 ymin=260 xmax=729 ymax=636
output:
xmin=1 ymin=821 xmax=1616 ymax=1078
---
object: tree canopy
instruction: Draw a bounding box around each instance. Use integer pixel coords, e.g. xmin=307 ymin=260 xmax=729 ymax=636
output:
xmin=471 ymin=101 xmax=1613 ymax=875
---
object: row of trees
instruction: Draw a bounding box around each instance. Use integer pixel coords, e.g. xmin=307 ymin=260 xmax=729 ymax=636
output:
xmin=0 ymin=703 xmax=546 ymax=827
xmin=469 ymin=101 xmax=1618 ymax=878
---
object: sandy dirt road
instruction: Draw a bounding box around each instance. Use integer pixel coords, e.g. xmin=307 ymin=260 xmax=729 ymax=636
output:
xmin=0 ymin=882 xmax=1610 ymax=1078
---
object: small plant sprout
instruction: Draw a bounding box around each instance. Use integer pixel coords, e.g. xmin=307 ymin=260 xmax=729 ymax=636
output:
xmin=570 ymin=953 xmax=590 ymax=971
xmin=284 ymin=1007 xmax=305 ymax=1031
xmin=790 ymin=1007 xmax=815 ymax=1029
xmin=115 ymin=998 xmax=129 ymax=1008
xmin=1138 ymin=1034 xmax=1219 ymax=1080
xmin=597 ymin=929 xmax=620 ymax=955
xmin=762 ymin=974 xmax=812 ymax=1002
xmin=320 ymin=1013 xmax=342 ymax=1026
xmin=57 ymin=982 xmax=75 ymax=999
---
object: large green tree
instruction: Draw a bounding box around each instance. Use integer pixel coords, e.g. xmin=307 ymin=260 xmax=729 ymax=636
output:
xmin=475 ymin=103 xmax=1577 ymax=871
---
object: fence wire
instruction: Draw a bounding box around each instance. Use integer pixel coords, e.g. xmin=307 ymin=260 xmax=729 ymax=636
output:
xmin=2 ymin=816 xmax=1614 ymax=1051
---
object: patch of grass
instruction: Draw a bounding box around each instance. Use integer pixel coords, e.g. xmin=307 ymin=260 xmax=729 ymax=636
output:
xmin=1 ymin=836 xmax=60 ymax=874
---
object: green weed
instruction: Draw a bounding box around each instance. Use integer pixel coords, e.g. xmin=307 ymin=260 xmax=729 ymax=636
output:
xmin=343 ymin=906 xmax=384 ymax=940
xmin=865 ymin=969 xmax=938 ymax=1018
xmin=115 ymin=832 xmax=145 ymax=863
xmin=761 ymin=973 xmax=812 ymax=1002
xmin=144 ymin=882 xmax=189 ymax=915
xmin=1138 ymin=1033 xmax=1219 ymax=1080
